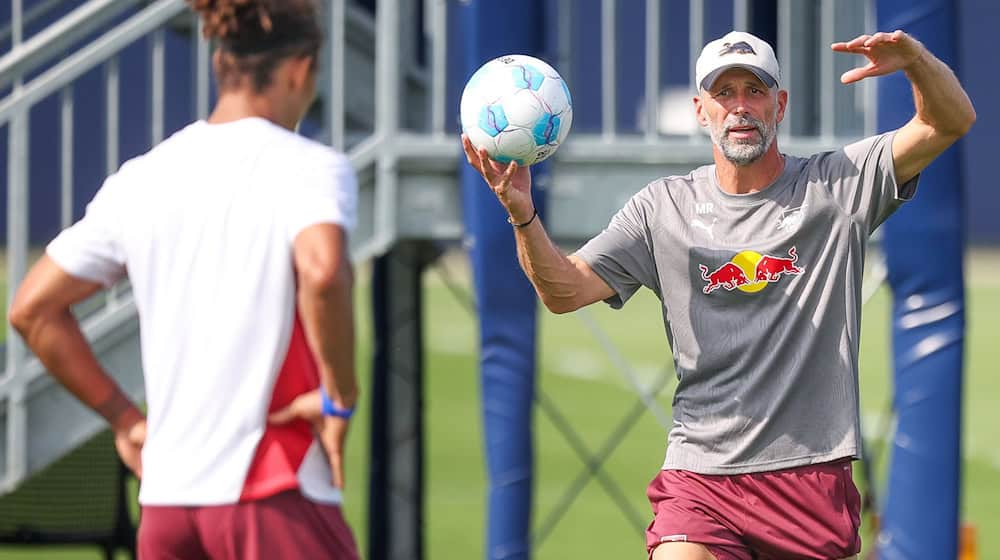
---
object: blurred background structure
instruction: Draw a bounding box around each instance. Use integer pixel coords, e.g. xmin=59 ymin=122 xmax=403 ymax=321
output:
xmin=0 ymin=1 xmax=995 ymax=559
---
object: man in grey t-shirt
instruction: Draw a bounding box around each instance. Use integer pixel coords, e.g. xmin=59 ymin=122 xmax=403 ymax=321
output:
xmin=462 ymin=30 xmax=974 ymax=560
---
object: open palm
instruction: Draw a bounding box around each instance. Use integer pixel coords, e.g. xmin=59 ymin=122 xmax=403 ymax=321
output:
xmin=832 ymin=30 xmax=923 ymax=84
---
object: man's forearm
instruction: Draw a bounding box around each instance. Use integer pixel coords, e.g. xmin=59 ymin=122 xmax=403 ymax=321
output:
xmin=513 ymin=218 xmax=589 ymax=314
xmin=17 ymin=310 xmax=141 ymax=432
xmin=905 ymin=48 xmax=976 ymax=137
xmin=298 ymin=272 xmax=357 ymax=409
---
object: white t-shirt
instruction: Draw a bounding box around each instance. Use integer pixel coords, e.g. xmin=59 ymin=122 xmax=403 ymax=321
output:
xmin=47 ymin=117 xmax=357 ymax=506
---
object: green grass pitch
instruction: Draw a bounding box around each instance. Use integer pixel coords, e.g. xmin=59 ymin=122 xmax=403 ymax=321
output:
xmin=1 ymin=250 xmax=997 ymax=559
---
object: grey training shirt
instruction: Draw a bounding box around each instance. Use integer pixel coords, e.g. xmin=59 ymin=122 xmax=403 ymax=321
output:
xmin=575 ymin=132 xmax=917 ymax=474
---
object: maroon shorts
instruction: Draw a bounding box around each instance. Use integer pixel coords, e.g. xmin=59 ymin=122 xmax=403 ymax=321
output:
xmin=138 ymin=490 xmax=359 ymax=560
xmin=646 ymin=459 xmax=861 ymax=560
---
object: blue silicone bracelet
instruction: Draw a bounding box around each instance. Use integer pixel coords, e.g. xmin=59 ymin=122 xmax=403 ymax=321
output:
xmin=320 ymin=390 xmax=355 ymax=419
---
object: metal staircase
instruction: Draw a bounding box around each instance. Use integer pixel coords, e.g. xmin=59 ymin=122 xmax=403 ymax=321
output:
xmin=0 ymin=0 xmax=873 ymax=495
xmin=0 ymin=0 xmax=402 ymax=493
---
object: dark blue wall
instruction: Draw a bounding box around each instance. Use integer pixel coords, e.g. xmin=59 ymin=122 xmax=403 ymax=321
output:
xmin=958 ymin=1 xmax=999 ymax=243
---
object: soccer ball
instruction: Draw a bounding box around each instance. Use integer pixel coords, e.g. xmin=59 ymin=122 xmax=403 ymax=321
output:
xmin=460 ymin=54 xmax=573 ymax=166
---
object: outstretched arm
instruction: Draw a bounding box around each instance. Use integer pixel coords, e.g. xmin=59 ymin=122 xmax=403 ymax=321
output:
xmin=832 ymin=30 xmax=976 ymax=184
xmin=461 ymin=135 xmax=614 ymax=314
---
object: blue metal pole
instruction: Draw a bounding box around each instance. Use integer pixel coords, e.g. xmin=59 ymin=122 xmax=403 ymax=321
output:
xmin=460 ymin=2 xmax=550 ymax=558
xmin=876 ymin=1 xmax=965 ymax=558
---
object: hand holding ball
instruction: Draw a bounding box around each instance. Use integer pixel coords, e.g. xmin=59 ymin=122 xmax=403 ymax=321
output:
xmin=460 ymin=55 xmax=573 ymax=166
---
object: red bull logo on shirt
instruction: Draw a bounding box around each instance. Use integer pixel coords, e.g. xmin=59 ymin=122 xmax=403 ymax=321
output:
xmin=699 ymin=247 xmax=803 ymax=294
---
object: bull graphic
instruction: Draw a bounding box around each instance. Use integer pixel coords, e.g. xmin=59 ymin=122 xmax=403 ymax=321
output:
xmin=699 ymin=262 xmax=750 ymax=294
xmin=754 ymin=247 xmax=803 ymax=282
xmin=719 ymin=41 xmax=756 ymax=56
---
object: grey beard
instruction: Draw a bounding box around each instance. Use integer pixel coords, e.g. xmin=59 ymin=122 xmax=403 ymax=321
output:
xmin=709 ymin=115 xmax=777 ymax=166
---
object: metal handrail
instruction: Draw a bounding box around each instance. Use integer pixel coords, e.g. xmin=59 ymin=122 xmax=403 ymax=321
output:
xmin=0 ymin=0 xmax=147 ymax=90
xmin=0 ymin=0 xmax=67 ymax=48
xmin=0 ymin=0 xmax=185 ymax=127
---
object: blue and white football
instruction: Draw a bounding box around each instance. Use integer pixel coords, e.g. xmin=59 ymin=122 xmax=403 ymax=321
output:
xmin=460 ymin=54 xmax=573 ymax=166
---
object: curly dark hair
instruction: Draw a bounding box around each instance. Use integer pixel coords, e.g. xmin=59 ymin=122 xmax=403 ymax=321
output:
xmin=187 ymin=0 xmax=322 ymax=92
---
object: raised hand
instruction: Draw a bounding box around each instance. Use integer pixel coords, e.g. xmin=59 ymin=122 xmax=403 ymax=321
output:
xmin=831 ymin=30 xmax=925 ymax=84
xmin=461 ymin=134 xmax=535 ymax=224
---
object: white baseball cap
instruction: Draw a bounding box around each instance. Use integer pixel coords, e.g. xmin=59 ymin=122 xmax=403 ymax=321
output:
xmin=695 ymin=31 xmax=781 ymax=91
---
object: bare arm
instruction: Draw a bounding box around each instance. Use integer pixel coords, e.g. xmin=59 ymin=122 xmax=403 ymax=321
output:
xmin=9 ymin=257 xmax=145 ymax=475
xmin=462 ymin=135 xmax=615 ymax=314
xmin=292 ymin=223 xmax=356 ymax=489
xmin=833 ymin=30 xmax=976 ymax=184
xmin=511 ymin=218 xmax=616 ymax=314
xmin=293 ymin=224 xmax=357 ymax=409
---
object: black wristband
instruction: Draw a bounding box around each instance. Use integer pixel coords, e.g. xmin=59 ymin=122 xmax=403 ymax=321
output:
xmin=507 ymin=209 xmax=538 ymax=228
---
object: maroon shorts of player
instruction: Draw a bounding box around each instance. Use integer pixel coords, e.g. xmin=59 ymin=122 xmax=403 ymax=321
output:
xmin=646 ymin=459 xmax=861 ymax=560
xmin=138 ymin=490 xmax=359 ymax=560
